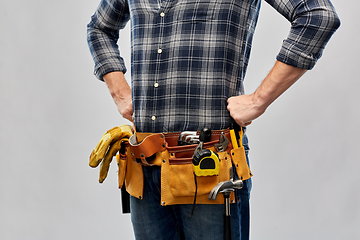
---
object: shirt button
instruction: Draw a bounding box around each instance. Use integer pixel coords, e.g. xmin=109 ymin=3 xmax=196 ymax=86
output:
xmin=154 ymin=83 xmax=159 ymax=88
xmin=160 ymin=12 xmax=165 ymax=17
xmin=151 ymin=116 xmax=156 ymax=121
xmin=157 ymin=48 xmax=162 ymax=54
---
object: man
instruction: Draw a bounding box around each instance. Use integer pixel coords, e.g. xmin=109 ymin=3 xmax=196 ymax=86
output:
xmin=87 ymin=0 xmax=340 ymax=239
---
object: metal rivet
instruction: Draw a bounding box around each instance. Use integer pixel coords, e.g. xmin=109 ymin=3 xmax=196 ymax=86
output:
xmin=162 ymin=201 xmax=165 ymax=205
xmin=140 ymin=153 xmax=145 ymax=158
xmin=163 ymin=159 xmax=166 ymax=163
xmin=139 ymin=196 xmax=142 ymax=199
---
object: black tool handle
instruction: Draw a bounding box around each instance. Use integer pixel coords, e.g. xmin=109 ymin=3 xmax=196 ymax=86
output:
xmin=223 ymin=191 xmax=232 ymax=240
xmin=224 ymin=214 xmax=232 ymax=240
xmin=199 ymin=128 xmax=211 ymax=143
xmin=121 ymin=185 xmax=131 ymax=214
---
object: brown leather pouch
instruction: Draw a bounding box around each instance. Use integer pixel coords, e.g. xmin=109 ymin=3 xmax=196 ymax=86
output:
xmin=129 ymin=133 xmax=166 ymax=166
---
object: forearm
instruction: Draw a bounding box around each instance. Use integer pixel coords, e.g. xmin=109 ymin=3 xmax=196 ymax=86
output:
xmin=253 ymin=60 xmax=307 ymax=111
xmin=227 ymin=61 xmax=307 ymax=126
xmin=103 ymin=71 xmax=130 ymax=100
xmin=103 ymin=71 xmax=133 ymax=122
xmin=228 ymin=0 xmax=340 ymax=127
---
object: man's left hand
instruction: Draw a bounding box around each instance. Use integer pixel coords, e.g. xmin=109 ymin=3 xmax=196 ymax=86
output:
xmin=227 ymin=94 xmax=266 ymax=127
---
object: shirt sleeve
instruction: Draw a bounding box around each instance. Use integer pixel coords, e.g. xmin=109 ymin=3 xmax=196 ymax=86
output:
xmin=87 ymin=0 xmax=130 ymax=80
xmin=265 ymin=0 xmax=340 ymax=70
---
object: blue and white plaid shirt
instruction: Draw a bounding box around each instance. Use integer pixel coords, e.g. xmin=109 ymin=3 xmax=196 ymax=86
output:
xmin=87 ymin=0 xmax=340 ymax=133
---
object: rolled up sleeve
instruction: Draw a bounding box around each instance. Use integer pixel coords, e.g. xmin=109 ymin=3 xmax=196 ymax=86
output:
xmin=266 ymin=0 xmax=340 ymax=70
xmin=87 ymin=0 xmax=130 ymax=80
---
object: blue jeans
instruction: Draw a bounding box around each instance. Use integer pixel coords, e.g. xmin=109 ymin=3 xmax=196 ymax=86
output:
xmin=130 ymin=165 xmax=251 ymax=240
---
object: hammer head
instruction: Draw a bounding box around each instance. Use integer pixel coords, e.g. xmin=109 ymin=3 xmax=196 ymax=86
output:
xmin=208 ymin=179 xmax=243 ymax=201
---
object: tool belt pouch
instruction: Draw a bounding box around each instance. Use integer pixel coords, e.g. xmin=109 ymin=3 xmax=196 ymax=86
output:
xmin=116 ymin=150 xmax=127 ymax=189
xmin=121 ymin=133 xmax=168 ymax=200
xmin=161 ymin=142 xmax=235 ymax=205
xmin=230 ymin=146 xmax=252 ymax=181
xmin=126 ymin=131 xmax=252 ymax=205
xmin=116 ymin=139 xmax=145 ymax=200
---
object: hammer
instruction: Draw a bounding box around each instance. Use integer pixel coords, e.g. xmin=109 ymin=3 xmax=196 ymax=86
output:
xmin=208 ymin=168 xmax=243 ymax=240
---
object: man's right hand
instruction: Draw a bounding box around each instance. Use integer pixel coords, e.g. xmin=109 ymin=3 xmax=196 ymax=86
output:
xmin=103 ymin=71 xmax=134 ymax=122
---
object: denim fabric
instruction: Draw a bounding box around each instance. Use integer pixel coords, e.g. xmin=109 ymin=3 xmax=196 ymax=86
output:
xmin=130 ymin=163 xmax=251 ymax=240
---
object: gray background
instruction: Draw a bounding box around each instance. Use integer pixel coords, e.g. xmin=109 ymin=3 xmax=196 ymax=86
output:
xmin=0 ymin=0 xmax=358 ymax=239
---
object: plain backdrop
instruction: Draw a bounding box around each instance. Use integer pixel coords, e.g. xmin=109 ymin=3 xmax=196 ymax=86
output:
xmin=0 ymin=0 xmax=358 ymax=239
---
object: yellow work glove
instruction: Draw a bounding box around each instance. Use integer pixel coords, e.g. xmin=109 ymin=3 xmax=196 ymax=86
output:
xmin=89 ymin=124 xmax=133 ymax=183
xmin=99 ymin=140 xmax=123 ymax=183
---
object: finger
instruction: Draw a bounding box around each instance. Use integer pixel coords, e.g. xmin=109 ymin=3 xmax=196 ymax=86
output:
xmin=244 ymin=121 xmax=252 ymax=126
xmin=122 ymin=106 xmax=134 ymax=122
xmin=99 ymin=141 xmax=122 ymax=183
xmin=239 ymin=121 xmax=252 ymax=127
xmin=124 ymin=113 xmax=134 ymax=122
xmin=227 ymin=96 xmax=235 ymax=104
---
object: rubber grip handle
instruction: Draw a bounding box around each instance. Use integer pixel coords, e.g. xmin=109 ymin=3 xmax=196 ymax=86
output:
xmin=199 ymin=128 xmax=211 ymax=143
xmin=224 ymin=215 xmax=232 ymax=240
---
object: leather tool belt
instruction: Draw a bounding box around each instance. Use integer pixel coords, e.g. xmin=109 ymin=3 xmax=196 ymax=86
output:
xmin=117 ymin=129 xmax=252 ymax=206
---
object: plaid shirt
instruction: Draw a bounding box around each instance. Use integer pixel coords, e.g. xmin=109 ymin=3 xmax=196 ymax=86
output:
xmin=87 ymin=0 xmax=340 ymax=133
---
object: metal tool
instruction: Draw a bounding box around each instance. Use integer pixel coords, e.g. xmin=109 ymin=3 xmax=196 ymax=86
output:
xmin=185 ymin=135 xmax=200 ymax=144
xmin=192 ymin=128 xmax=211 ymax=155
xmin=192 ymin=131 xmax=219 ymax=176
xmin=208 ymin=168 xmax=243 ymax=240
xmin=215 ymin=132 xmax=229 ymax=152
xmin=192 ymin=128 xmax=220 ymax=172
xmin=178 ymin=131 xmax=198 ymax=145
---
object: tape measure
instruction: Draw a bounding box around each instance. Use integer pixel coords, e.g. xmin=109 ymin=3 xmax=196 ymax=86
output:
xmin=192 ymin=149 xmax=220 ymax=176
